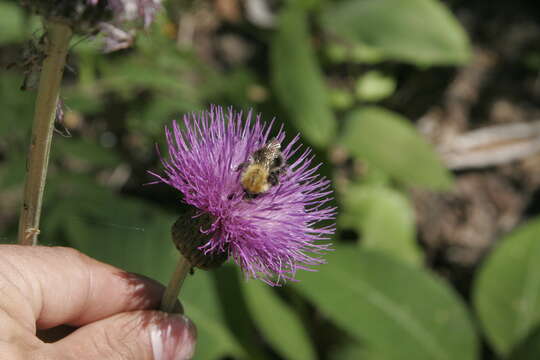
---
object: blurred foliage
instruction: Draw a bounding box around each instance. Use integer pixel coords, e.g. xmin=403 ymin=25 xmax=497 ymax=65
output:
xmin=2 ymin=0 xmax=540 ymax=359
xmin=296 ymin=247 xmax=478 ymax=360
xmin=474 ymin=219 xmax=540 ymax=358
xmin=340 ymin=107 xmax=453 ymax=190
xmin=321 ymin=0 xmax=470 ymax=65
xmin=271 ymin=3 xmax=336 ymax=148
xmin=339 ymin=184 xmax=422 ymax=266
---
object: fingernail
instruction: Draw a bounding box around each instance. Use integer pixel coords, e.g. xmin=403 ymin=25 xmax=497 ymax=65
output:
xmin=150 ymin=314 xmax=197 ymax=360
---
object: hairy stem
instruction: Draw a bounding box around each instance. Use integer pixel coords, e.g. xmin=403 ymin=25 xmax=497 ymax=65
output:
xmin=160 ymin=255 xmax=192 ymax=313
xmin=18 ymin=20 xmax=73 ymax=246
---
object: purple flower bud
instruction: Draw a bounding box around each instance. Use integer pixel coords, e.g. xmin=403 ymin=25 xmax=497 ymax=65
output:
xmin=150 ymin=106 xmax=336 ymax=285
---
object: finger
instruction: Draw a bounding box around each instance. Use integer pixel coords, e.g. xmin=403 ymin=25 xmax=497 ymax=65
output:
xmin=0 ymin=245 xmax=165 ymax=331
xmin=42 ymin=311 xmax=197 ymax=360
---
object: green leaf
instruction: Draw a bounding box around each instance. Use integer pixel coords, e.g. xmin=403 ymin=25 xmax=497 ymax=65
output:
xmin=271 ymin=5 xmax=336 ymax=147
xmin=339 ymin=185 xmax=422 ymax=266
xmin=184 ymin=271 xmax=246 ymax=360
xmin=296 ymin=246 xmax=478 ymax=360
xmin=321 ymin=0 xmax=470 ymax=65
xmin=355 ymin=71 xmax=396 ymax=102
xmin=339 ymin=106 xmax=453 ymax=190
xmin=212 ymin=266 xmax=269 ymax=359
xmin=243 ymin=280 xmax=316 ymax=360
xmin=474 ymin=218 xmax=540 ymax=357
xmin=509 ymin=327 xmax=540 ymax=360
xmin=0 ymin=2 xmax=25 ymax=44
xmin=331 ymin=343 xmax=370 ymax=360
xmin=333 ymin=344 xmax=395 ymax=360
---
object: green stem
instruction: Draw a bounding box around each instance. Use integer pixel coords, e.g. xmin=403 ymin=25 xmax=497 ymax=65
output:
xmin=18 ymin=20 xmax=73 ymax=246
xmin=160 ymin=255 xmax=192 ymax=313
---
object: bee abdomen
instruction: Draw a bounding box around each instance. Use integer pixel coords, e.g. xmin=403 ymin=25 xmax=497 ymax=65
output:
xmin=241 ymin=165 xmax=270 ymax=195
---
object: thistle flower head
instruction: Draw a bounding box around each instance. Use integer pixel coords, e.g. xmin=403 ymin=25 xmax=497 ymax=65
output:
xmin=150 ymin=106 xmax=335 ymax=285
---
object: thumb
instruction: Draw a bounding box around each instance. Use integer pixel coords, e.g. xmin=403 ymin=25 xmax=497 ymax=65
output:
xmin=43 ymin=311 xmax=197 ymax=360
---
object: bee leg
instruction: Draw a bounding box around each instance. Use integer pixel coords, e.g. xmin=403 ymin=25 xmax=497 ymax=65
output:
xmin=243 ymin=191 xmax=258 ymax=200
xmin=271 ymin=164 xmax=288 ymax=177
xmin=268 ymin=172 xmax=280 ymax=187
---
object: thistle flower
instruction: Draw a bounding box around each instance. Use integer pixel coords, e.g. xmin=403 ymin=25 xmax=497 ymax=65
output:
xmin=150 ymin=106 xmax=335 ymax=285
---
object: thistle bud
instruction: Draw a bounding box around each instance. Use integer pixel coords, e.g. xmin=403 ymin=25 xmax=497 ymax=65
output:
xmin=171 ymin=207 xmax=229 ymax=270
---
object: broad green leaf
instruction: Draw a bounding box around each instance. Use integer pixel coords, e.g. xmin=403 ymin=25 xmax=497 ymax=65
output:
xmin=0 ymin=2 xmax=24 ymax=44
xmin=321 ymin=0 xmax=470 ymax=65
xmin=183 ymin=271 xmax=246 ymax=360
xmin=333 ymin=344 xmax=395 ymax=360
xmin=332 ymin=343 xmax=369 ymax=360
xmin=339 ymin=185 xmax=422 ymax=266
xmin=41 ymin=180 xmax=243 ymax=360
xmin=243 ymin=280 xmax=316 ymax=360
xmin=474 ymin=218 xmax=540 ymax=357
xmin=509 ymin=327 xmax=540 ymax=360
xmin=271 ymin=5 xmax=336 ymax=147
xmin=340 ymin=106 xmax=453 ymax=190
xmin=284 ymin=0 xmax=321 ymax=10
xmin=213 ymin=266 xmax=269 ymax=360
xmin=296 ymin=246 xmax=478 ymax=360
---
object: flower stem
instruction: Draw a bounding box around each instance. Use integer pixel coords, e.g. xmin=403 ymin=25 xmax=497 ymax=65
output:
xmin=18 ymin=20 xmax=73 ymax=246
xmin=160 ymin=255 xmax=192 ymax=313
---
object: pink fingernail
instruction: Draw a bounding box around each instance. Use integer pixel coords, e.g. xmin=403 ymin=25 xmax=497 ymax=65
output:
xmin=150 ymin=314 xmax=197 ymax=360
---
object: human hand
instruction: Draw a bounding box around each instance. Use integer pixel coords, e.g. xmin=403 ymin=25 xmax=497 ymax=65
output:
xmin=0 ymin=245 xmax=196 ymax=359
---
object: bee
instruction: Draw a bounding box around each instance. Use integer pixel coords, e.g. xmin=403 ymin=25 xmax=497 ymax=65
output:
xmin=237 ymin=139 xmax=287 ymax=198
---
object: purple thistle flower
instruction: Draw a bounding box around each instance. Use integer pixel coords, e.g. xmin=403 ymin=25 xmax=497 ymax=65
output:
xmin=150 ymin=106 xmax=335 ymax=285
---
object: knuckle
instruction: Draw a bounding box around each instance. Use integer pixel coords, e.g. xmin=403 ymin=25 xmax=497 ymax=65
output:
xmin=100 ymin=314 xmax=145 ymax=359
xmin=53 ymin=246 xmax=87 ymax=262
xmin=53 ymin=247 xmax=94 ymax=274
